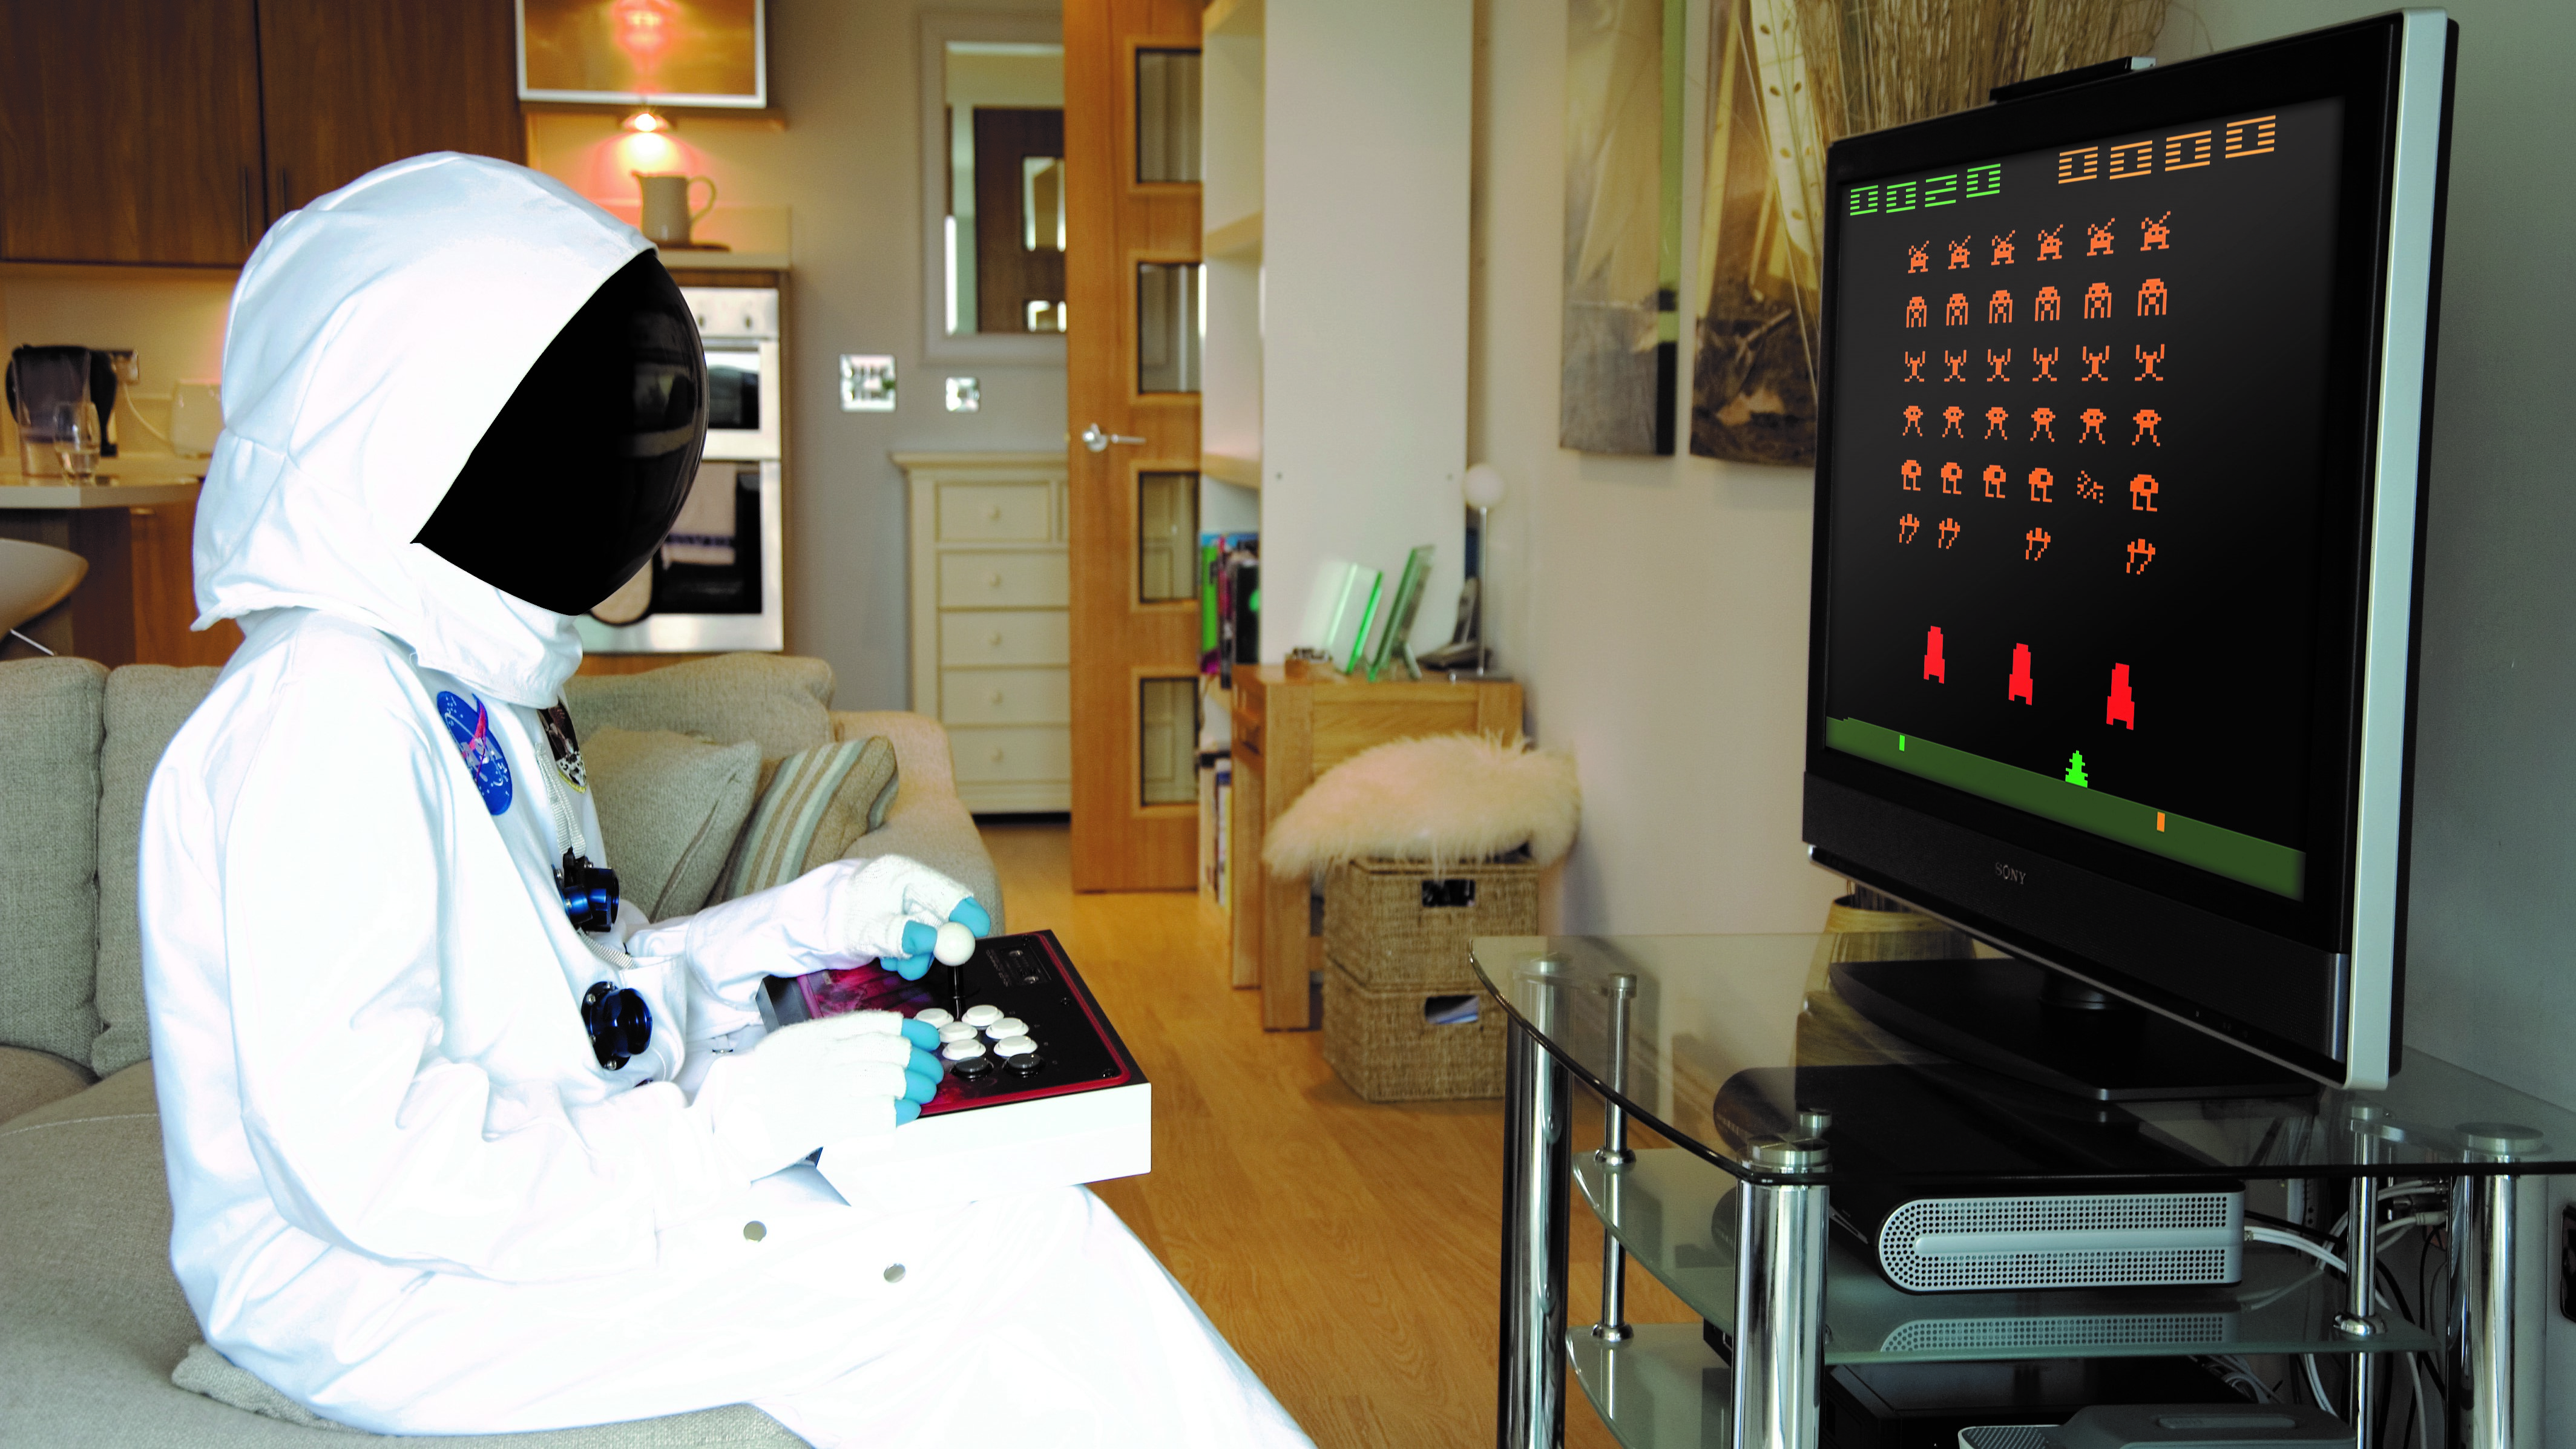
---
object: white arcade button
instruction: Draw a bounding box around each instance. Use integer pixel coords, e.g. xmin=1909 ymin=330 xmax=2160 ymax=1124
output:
xmin=937 ymin=1023 xmax=978 ymax=1044
xmin=912 ymin=1008 xmax=954 ymax=1027
xmin=962 ymin=1004 xmax=1004 ymax=1028
xmin=984 ymin=1017 xmax=1027 ymax=1039
xmin=940 ymin=1039 xmax=987 ymax=1062
xmin=991 ymin=1035 xmax=1037 ymax=1058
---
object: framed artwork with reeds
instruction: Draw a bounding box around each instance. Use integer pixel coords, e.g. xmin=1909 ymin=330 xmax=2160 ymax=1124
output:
xmin=1562 ymin=0 xmax=1684 ymax=456
xmin=1689 ymin=0 xmax=2170 ymax=467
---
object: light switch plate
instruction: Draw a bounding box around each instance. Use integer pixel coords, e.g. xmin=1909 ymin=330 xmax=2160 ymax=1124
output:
xmin=944 ymin=376 xmax=981 ymax=412
xmin=840 ymin=354 xmax=896 ymax=412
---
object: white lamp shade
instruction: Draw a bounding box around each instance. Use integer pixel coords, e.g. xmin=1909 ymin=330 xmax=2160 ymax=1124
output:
xmin=1462 ymin=462 xmax=1507 ymax=510
xmin=0 ymin=539 xmax=87 ymax=634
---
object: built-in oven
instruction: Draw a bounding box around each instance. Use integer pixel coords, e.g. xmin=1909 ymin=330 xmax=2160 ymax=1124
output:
xmin=577 ymin=284 xmax=786 ymax=653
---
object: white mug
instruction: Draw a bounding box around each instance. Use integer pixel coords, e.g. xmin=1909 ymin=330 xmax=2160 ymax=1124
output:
xmin=634 ymin=171 xmax=718 ymax=246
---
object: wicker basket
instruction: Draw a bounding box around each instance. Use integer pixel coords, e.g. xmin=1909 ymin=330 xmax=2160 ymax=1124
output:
xmin=1321 ymin=956 xmax=1507 ymax=1102
xmin=1322 ymin=856 xmax=1540 ymax=988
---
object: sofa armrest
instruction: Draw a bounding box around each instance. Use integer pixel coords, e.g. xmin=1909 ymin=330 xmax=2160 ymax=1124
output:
xmin=828 ymin=711 xmax=1003 ymax=932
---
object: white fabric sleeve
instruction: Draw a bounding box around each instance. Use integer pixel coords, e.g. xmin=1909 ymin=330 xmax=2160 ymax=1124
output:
xmin=220 ymin=683 xmax=744 ymax=1284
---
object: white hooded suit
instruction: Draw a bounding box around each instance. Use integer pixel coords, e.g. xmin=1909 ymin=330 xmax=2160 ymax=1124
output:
xmin=140 ymin=154 xmax=1310 ymax=1447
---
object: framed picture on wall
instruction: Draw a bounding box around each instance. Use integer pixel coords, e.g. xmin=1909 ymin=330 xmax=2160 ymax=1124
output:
xmin=517 ymin=0 xmax=768 ymax=108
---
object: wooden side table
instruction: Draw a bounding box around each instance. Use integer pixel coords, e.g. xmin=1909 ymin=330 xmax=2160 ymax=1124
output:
xmin=1229 ymin=666 xmax=1522 ymax=1029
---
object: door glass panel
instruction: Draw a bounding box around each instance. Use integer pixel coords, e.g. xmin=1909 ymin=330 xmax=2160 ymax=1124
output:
xmin=1134 ymin=49 xmax=1202 ymax=183
xmin=1137 ymin=472 xmax=1199 ymax=602
xmin=1138 ymin=677 xmax=1200 ymax=806
xmin=1136 ymin=262 xmax=1203 ymax=393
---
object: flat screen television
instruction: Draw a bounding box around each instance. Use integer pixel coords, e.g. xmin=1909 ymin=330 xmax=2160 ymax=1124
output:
xmin=1802 ymin=10 xmax=2456 ymax=1096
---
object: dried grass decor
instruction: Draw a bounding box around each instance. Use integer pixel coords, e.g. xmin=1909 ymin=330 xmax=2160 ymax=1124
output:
xmin=1795 ymin=0 xmax=2172 ymax=138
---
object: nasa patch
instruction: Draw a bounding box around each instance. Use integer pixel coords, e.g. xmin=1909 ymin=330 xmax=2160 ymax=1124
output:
xmin=436 ymin=691 xmax=514 ymax=815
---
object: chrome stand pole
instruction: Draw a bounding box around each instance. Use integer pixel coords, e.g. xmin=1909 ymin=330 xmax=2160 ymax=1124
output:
xmin=2450 ymin=1123 xmax=2538 ymax=1449
xmin=1499 ymin=971 xmax=1569 ymax=1449
xmin=1732 ymin=1137 xmax=1828 ymax=1449
xmin=2338 ymin=1106 xmax=2384 ymax=1438
xmin=1591 ymin=973 xmax=1637 ymax=1347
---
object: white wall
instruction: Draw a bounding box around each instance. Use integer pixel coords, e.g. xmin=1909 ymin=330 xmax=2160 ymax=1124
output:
xmin=2153 ymin=2 xmax=2576 ymax=1436
xmin=1472 ymin=0 xmax=1845 ymax=936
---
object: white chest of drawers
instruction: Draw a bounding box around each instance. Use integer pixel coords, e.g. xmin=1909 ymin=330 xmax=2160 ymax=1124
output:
xmin=899 ymin=452 xmax=1071 ymax=812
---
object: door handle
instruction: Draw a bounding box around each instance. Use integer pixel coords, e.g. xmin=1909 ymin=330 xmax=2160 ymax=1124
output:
xmin=1081 ymin=424 xmax=1147 ymax=453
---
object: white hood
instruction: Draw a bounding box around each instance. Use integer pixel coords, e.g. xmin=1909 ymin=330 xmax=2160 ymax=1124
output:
xmin=194 ymin=153 xmax=652 ymax=707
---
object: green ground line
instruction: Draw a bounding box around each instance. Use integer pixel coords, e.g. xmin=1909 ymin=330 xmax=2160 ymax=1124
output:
xmin=1827 ymin=717 xmax=2304 ymax=898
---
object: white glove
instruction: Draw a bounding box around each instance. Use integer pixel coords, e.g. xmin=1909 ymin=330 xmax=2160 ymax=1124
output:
xmin=626 ymin=856 xmax=991 ymax=1040
xmin=694 ymin=1011 xmax=942 ymax=1178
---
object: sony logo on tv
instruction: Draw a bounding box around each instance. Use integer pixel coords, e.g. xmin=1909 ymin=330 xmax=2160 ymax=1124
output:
xmin=1994 ymin=862 xmax=2028 ymax=885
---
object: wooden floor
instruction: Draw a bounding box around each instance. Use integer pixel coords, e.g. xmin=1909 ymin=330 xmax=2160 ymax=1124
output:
xmin=984 ymin=822 xmax=1692 ymax=1448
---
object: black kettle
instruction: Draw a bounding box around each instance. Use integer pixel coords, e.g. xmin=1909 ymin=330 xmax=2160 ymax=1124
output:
xmin=5 ymin=346 xmax=122 ymax=458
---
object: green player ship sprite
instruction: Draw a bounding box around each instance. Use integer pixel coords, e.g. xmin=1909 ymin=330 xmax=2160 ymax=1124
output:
xmin=2065 ymin=751 xmax=2090 ymax=787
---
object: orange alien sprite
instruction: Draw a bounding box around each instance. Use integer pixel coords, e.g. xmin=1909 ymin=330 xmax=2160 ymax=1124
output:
xmin=1901 ymin=459 xmax=1923 ymax=491
xmin=2029 ymin=467 xmax=2055 ymax=502
xmin=2080 ymin=346 xmax=2111 ymax=382
xmin=2032 ymin=347 xmax=2062 ymax=382
xmin=1983 ymin=464 xmax=2009 ymax=499
xmin=1983 ymin=407 xmax=2011 ymax=439
xmin=1907 ymin=241 xmax=1931 ymax=273
xmin=2132 ymin=409 xmax=2163 ymax=445
xmin=2141 ymin=212 xmax=2172 ymax=251
xmin=1906 ymin=295 xmax=1929 ymax=327
xmin=1988 ymin=289 xmax=2014 ymax=324
xmin=2025 ymin=526 xmax=2052 ymax=561
xmin=2125 ymin=538 xmax=2157 ymax=574
xmin=2138 ymin=278 xmax=2169 ymax=317
xmin=2030 ymin=407 xmax=2057 ymax=442
xmin=2036 ymin=224 xmax=2066 ymax=261
xmin=2083 ymin=281 xmax=2115 ymax=319
xmin=2086 ymin=218 xmax=2117 ymax=256
xmin=1939 ymin=461 xmax=1964 ymax=494
xmin=1899 ymin=513 xmax=1921 ymax=544
xmin=1946 ymin=293 xmax=1971 ymax=326
xmin=1902 ymin=405 xmax=1924 ymax=436
xmin=1937 ymin=518 xmax=1962 ymax=549
xmin=2135 ymin=344 xmax=2166 ymax=382
xmin=1993 ymin=232 xmax=2017 ymax=265
xmin=1940 ymin=406 xmax=1966 ymax=438
xmin=2075 ymin=470 xmax=2106 ymax=502
xmin=2130 ymin=472 xmax=2159 ymax=511
xmin=1944 ymin=350 xmax=1969 ymax=382
xmin=1948 ymin=238 xmax=1973 ymax=269
xmin=2078 ymin=407 xmax=2109 ymax=443
xmin=1903 ymin=350 xmax=1926 ymax=381
xmin=1987 ymin=350 xmax=2012 ymax=383
xmin=2034 ymin=285 xmax=2062 ymax=321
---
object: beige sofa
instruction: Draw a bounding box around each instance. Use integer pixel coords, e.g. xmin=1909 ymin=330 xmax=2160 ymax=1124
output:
xmin=0 ymin=653 xmax=1001 ymax=1445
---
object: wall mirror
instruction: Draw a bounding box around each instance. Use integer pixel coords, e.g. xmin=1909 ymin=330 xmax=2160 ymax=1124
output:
xmin=921 ymin=13 xmax=1068 ymax=363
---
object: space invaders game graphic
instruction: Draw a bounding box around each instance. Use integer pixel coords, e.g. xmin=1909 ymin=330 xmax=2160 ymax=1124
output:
xmin=1823 ymin=102 xmax=2345 ymax=899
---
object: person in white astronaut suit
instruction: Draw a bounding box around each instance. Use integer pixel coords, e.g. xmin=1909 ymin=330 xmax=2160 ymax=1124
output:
xmin=137 ymin=153 xmax=1313 ymax=1448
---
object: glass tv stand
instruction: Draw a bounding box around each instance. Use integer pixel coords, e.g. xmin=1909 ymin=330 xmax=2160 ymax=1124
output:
xmin=1474 ymin=935 xmax=2572 ymax=1449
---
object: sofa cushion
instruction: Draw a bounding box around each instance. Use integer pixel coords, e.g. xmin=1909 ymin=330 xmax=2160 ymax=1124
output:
xmin=94 ymin=665 xmax=224 ymax=1077
xmin=562 ymin=656 xmax=835 ymax=771
xmin=582 ymin=728 xmax=762 ymax=920
xmin=826 ymin=711 xmax=1003 ymax=931
xmin=0 ymin=1065 xmax=800 ymax=1447
xmin=0 ymin=656 xmax=107 ymax=1065
xmin=717 ymin=736 xmax=899 ymax=904
xmin=0 ymin=1043 xmax=92 ymax=1125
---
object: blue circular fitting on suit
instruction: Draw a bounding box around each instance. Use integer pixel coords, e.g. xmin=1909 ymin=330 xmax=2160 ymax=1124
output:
xmin=436 ymin=691 xmax=513 ymax=815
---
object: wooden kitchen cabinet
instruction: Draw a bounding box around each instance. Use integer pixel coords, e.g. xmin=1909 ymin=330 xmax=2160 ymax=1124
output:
xmin=0 ymin=0 xmax=523 ymax=267
xmin=256 ymin=0 xmax=524 ymax=215
xmin=0 ymin=0 xmax=268 ymax=265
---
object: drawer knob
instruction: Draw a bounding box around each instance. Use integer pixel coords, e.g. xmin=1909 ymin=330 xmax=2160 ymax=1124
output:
xmin=989 ymin=689 xmax=1006 ymax=705
xmin=988 ymin=747 xmax=1006 ymax=763
xmin=981 ymin=504 xmax=1002 ymax=521
xmin=985 ymin=572 xmax=1003 ymax=588
xmin=987 ymin=631 xmax=1004 ymax=647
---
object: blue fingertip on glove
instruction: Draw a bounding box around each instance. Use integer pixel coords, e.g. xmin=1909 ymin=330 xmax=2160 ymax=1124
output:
xmin=895 ymin=1100 xmax=921 ymax=1125
xmin=950 ymin=898 xmax=993 ymax=937
xmin=886 ymin=952 xmax=934 ymax=981
xmin=901 ymin=920 xmax=940 ymax=958
xmin=903 ymin=1068 xmax=939 ymax=1104
xmin=899 ymin=1018 xmax=940 ymax=1050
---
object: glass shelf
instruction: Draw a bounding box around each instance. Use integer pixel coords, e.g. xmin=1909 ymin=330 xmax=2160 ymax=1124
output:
xmin=1573 ymin=1149 xmax=2438 ymax=1365
xmin=1474 ymin=934 xmax=2576 ymax=1187
xmin=1565 ymin=1324 xmax=1730 ymax=1449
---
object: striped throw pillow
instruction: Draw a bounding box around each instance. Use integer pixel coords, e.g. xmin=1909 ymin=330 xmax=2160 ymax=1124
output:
xmin=718 ymin=736 xmax=901 ymax=901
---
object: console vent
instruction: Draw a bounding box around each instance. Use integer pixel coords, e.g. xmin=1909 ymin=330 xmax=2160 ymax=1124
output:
xmin=1877 ymin=1191 xmax=2242 ymax=1292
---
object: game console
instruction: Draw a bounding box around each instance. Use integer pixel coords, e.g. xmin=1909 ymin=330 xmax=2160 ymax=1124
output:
xmin=1715 ymin=1066 xmax=2245 ymax=1293
xmin=766 ymin=930 xmax=1151 ymax=1214
xmin=1959 ymin=1402 xmax=2353 ymax=1447
xmin=1809 ymin=1359 xmax=2246 ymax=1449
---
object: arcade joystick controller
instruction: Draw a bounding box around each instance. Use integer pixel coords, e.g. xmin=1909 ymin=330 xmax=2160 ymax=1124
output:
xmin=765 ymin=930 xmax=1149 ymax=1212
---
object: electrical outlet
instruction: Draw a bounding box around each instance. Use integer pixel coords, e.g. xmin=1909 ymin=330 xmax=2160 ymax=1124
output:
xmin=944 ymin=376 xmax=980 ymax=413
xmin=838 ymin=355 xmax=895 ymax=412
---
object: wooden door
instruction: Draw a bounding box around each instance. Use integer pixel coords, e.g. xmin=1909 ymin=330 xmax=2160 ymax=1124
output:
xmin=1064 ymin=0 xmax=1202 ymax=891
xmin=256 ymin=0 xmax=524 ymax=218
xmin=0 ymin=0 xmax=266 ymax=264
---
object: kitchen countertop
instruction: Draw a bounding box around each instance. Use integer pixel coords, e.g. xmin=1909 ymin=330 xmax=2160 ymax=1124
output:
xmin=0 ymin=453 xmax=205 ymax=508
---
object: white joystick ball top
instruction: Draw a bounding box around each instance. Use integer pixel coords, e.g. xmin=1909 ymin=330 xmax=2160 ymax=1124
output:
xmin=933 ymin=920 xmax=977 ymax=967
